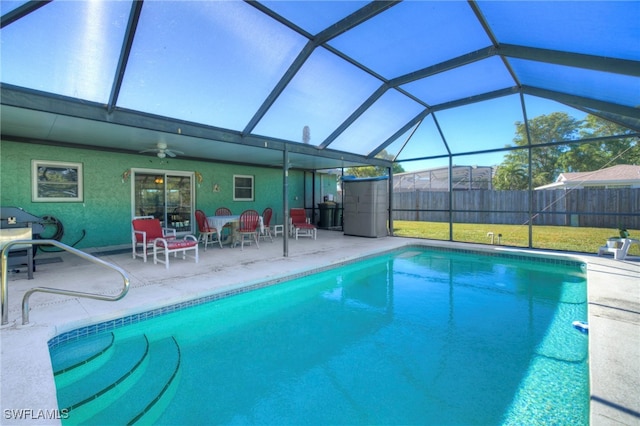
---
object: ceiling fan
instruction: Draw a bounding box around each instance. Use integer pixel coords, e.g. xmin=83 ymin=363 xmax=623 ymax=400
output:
xmin=139 ymin=142 xmax=183 ymax=159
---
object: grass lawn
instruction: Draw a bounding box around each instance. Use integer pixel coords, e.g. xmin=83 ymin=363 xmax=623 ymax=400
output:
xmin=392 ymin=220 xmax=640 ymax=256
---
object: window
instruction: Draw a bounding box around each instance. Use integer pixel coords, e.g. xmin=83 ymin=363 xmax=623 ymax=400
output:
xmin=32 ymin=160 xmax=83 ymax=202
xmin=233 ymin=175 xmax=254 ymax=201
xmin=132 ymin=170 xmax=193 ymax=233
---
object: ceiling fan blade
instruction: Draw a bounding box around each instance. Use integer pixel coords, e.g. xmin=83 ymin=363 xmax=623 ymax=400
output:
xmin=165 ymin=150 xmax=177 ymax=158
xmin=139 ymin=149 xmax=157 ymax=154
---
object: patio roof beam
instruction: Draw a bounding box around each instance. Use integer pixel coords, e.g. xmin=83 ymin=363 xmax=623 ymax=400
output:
xmin=0 ymin=0 xmax=51 ymax=29
xmin=313 ymin=1 xmax=398 ymax=44
xmin=246 ymin=0 xmax=313 ymax=39
xmin=467 ymin=0 xmax=521 ymax=87
xmin=242 ymin=1 xmax=398 ymax=138
xmin=389 ymin=47 xmax=494 ymax=87
xmin=318 ymin=83 xmax=389 ymax=150
xmin=368 ymin=109 xmax=432 ymax=158
xmin=522 ymin=86 xmax=640 ymax=121
xmin=498 ymin=44 xmax=640 ymax=77
xmin=242 ymin=41 xmax=316 ymax=136
xmin=429 ymin=87 xmax=519 ymax=113
xmin=107 ymin=0 xmax=144 ymax=113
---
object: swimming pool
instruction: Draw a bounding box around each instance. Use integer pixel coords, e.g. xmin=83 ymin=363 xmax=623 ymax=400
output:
xmin=49 ymin=247 xmax=589 ymax=424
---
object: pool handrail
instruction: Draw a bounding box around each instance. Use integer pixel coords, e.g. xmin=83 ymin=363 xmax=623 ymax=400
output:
xmin=1 ymin=239 xmax=130 ymax=326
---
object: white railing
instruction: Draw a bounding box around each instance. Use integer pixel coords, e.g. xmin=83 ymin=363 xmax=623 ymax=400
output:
xmin=1 ymin=240 xmax=130 ymax=325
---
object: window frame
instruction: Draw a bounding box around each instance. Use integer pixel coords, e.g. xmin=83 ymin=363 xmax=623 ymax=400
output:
xmin=31 ymin=160 xmax=84 ymax=202
xmin=233 ymin=174 xmax=254 ymax=201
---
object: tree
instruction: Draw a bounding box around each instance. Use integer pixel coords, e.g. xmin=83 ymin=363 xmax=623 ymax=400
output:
xmin=493 ymin=162 xmax=528 ymax=190
xmin=573 ymin=114 xmax=639 ymax=167
xmin=494 ymin=112 xmax=638 ymax=190
xmin=345 ymin=150 xmax=405 ymax=177
xmin=495 ymin=113 xmax=581 ymax=189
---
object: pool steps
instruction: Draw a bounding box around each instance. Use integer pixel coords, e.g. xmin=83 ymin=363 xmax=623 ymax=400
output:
xmin=52 ymin=332 xmax=115 ymax=378
xmin=51 ymin=333 xmax=181 ymax=424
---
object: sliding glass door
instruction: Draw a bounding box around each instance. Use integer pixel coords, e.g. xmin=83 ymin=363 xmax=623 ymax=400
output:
xmin=132 ymin=170 xmax=194 ymax=233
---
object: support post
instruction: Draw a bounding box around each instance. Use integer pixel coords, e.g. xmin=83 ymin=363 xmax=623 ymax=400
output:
xmin=283 ymin=147 xmax=289 ymax=257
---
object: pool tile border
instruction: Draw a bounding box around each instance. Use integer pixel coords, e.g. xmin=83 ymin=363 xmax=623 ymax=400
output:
xmin=48 ymin=244 xmax=585 ymax=349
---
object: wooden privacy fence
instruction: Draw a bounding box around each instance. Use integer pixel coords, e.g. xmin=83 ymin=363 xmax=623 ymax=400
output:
xmin=392 ymin=188 xmax=640 ymax=229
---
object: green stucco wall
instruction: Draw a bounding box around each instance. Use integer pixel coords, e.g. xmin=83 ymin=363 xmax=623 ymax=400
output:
xmin=1 ymin=140 xmax=327 ymax=249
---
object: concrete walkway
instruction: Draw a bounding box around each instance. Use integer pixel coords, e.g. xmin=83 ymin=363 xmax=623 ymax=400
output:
xmin=1 ymin=231 xmax=638 ymax=425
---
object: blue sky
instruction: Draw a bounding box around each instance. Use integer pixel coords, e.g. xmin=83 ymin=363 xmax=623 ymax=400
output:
xmin=0 ymin=0 xmax=623 ymax=175
xmin=396 ymin=95 xmax=589 ymax=172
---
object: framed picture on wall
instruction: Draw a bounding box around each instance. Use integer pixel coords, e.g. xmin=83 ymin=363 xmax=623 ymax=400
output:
xmin=32 ymin=160 xmax=84 ymax=202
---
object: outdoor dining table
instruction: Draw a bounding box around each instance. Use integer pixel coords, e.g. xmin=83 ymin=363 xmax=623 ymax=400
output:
xmin=207 ymin=215 xmax=263 ymax=247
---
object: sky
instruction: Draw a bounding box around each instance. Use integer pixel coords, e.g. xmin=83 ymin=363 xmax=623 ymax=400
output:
xmin=0 ymin=0 xmax=632 ymax=174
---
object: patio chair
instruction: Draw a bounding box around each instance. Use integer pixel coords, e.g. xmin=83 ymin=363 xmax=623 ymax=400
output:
xmin=132 ymin=217 xmax=198 ymax=268
xmin=195 ymin=210 xmax=222 ymax=249
xmin=237 ymin=209 xmax=260 ymax=250
xmin=597 ymin=237 xmax=640 ymax=260
xmin=259 ymin=207 xmax=273 ymax=242
xmin=290 ymin=208 xmax=317 ymax=240
xmin=132 ymin=216 xmax=175 ymax=262
xmin=215 ymin=207 xmax=233 ymax=238
xmin=153 ymin=234 xmax=199 ymax=269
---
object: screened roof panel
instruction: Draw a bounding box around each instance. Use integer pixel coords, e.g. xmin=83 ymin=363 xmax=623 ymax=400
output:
xmin=395 ymin=115 xmax=449 ymax=161
xmin=259 ymin=1 xmax=368 ymax=35
xmin=118 ymin=1 xmax=307 ymax=129
xmin=434 ymin=94 xmax=525 ymax=153
xmin=580 ymin=108 xmax=640 ymax=133
xmin=253 ymin=47 xmax=380 ymax=145
xmin=328 ymin=1 xmax=491 ymax=79
xmin=1 ymin=1 xmax=638 ymax=171
xmin=380 ymin=122 xmax=422 ymax=160
xmin=522 ymin=95 xmax=588 ymax=121
xmin=329 ymin=89 xmax=425 ymax=155
xmin=1 ymin=0 xmax=128 ymax=103
xmin=401 ymin=57 xmax=515 ymax=106
xmin=510 ymin=59 xmax=640 ymax=108
xmin=0 ymin=1 xmax=28 ymax=15
xmin=478 ymin=1 xmax=640 ymax=61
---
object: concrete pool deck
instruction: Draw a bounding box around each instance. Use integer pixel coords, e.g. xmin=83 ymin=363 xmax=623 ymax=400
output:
xmin=1 ymin=231 xmax=638 ymax=425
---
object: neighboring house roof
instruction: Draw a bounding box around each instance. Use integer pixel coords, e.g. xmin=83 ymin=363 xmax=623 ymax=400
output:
xmin=535 ymin=165 xmax=640 ymax=190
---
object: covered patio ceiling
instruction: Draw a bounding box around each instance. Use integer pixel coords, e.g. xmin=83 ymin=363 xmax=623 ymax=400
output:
xmin=1 ymin=1 xmax=638 ymax=171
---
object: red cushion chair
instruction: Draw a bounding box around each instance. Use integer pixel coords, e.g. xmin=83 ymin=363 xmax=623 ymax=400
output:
xmin=132 ymin=217 xmax=198 ymax=268
xmin=289 ymin=208 xmax=317 ymax=240
xmin=153 ymin=236 xmax=199 ymax=269
xmin=132 ymin=217 xmax=175 ymax=262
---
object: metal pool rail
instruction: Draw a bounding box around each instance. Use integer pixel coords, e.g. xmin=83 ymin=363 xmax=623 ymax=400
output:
xmin=1 ymin=239 xmax=130 ymax=325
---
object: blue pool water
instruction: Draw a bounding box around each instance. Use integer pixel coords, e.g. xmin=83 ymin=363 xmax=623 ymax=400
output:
xmin=50 ymin=248 xmax=589 ymax=425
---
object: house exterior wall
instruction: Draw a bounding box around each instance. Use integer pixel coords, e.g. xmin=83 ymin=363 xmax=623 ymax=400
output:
xmin=0 ymin=140 xmax=315 ymax=249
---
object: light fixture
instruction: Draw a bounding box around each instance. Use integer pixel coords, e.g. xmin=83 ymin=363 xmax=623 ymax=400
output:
xmin=154 ymin=176 xmax=164 ymax=184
